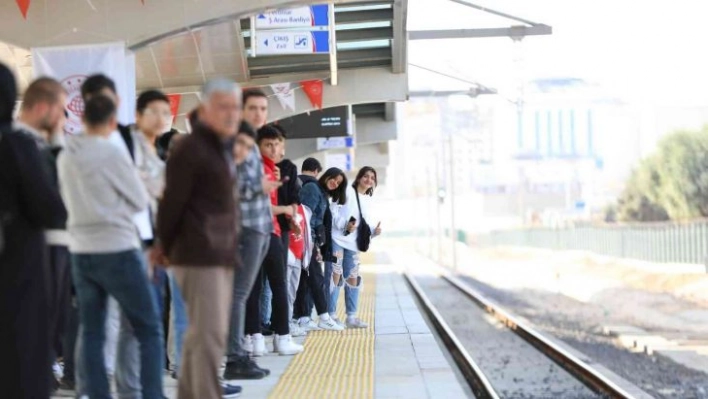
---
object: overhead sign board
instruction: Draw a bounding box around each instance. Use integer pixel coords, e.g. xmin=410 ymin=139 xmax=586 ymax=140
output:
xmin=256 ymin=31 xmax=329 ymax=55
xmin=317 ymin=137 xmax=355 ymax=151
xmin=275 ymin=106 xmax=349 ymax=139
xmin=256 ymin=5 xmax=330 ymax=29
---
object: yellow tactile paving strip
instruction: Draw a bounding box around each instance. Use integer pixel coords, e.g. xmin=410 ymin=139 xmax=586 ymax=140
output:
xmin=269 ymin=271 xmax=376 ymax=399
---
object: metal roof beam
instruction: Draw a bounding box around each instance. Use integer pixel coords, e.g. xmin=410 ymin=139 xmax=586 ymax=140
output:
xmin=328 ymin=3 xmax=338 ymax=85
xmin=232 ymin=20 xmax=250 ymax=82
xmin=409 ymin=24 xmax=552 ymax=40
xmin=448 ymin=0 xmax=540 ymax=27
xmin=409 ymin=88 xmax=497 ymax=98
xmin=391 ymin=0 xmax=408 ymax=74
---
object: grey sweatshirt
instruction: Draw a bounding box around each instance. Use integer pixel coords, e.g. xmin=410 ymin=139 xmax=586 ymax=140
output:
xmin=57 ymin=134 xmax=149 ymax=253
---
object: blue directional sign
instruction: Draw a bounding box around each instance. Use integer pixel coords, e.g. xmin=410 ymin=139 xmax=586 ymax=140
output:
xmin=256 ymin=5 xmax=330 ymax=29
xmin=317 ymin=136 xmax=355 ymax=151
xmin=257 ymin=31 xmax=329 ymax=55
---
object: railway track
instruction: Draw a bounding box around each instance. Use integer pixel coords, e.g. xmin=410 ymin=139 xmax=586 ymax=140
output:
xmin=404 ymin=271 xmax=638 ymax=399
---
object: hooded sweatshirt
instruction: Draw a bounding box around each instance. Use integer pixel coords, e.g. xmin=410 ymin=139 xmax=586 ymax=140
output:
xmin=57 ymin=133 xmax=149 ymax=253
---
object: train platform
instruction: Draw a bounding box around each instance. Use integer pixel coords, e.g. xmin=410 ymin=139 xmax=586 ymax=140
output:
xmin=54 ymin=252 xmax=470 ymax=399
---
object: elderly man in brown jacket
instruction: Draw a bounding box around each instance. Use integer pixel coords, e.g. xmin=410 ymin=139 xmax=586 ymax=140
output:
xmin=157 ymin=78 xmax=242 ymax=399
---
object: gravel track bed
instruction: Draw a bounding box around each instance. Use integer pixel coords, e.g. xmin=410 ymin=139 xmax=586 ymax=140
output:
xmin=414 ymin=275 xmax=599 ymax=399
xmin=457 ymin=275 xmax=708 ymax=399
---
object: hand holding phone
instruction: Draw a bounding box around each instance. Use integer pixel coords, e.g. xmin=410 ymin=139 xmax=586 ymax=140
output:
xmin=344 ymin=216 xmax=357 ymax=235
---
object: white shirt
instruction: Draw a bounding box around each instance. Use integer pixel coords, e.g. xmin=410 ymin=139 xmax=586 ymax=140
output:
xmin=330 ymin=185 xmax=377 ymax=252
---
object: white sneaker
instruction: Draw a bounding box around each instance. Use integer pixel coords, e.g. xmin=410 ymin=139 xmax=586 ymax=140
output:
xmin=331 ymin=316 xmax=346 ymax=327
xmin=242 ymin=335 xmax=254 ymax=354
xmin=298 ymin=318 xmax=321 ymax=332
xmin=52 ymin=361 xmax=63 ymax=380
xmin=273 ymin=334 xmax=304 ymax=356
xmin=318 ymin=317 xmax=345 ymax=331
xmin=290 ymin=321 xmax=307 ymax=337
xmin=252 ymin=333 xmax=268 ymax=356
xmin=346 ymin=317 xmax=369 ymax=329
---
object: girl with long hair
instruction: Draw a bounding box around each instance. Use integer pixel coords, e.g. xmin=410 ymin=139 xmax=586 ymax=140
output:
xmin=328 ymin=166 xmax=382 ymax=328
xmin=294 ymin=167 xmax=348 ymax=331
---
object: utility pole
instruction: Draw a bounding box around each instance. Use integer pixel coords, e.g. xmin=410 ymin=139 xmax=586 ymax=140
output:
xmin=449 ymin=134 xmax=458 ymax=271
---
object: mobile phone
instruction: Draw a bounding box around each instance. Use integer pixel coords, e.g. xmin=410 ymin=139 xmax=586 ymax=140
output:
xmin=343 ymin=216 xmax=357 ymax=236
xmin=281 ymin=176 xmax=290 ymax=183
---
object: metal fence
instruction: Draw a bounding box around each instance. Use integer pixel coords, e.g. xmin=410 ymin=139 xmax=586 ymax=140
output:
xmin=473 ymin=220 xmax=708 ymax=264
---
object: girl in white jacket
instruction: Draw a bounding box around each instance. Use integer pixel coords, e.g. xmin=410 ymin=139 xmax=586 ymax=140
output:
xmin=328 ymin=167 xmax=382 ymax=328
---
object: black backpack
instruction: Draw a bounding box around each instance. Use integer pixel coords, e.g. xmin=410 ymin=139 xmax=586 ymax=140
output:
xmin=354 ymin=190 xmax=372 ymax=252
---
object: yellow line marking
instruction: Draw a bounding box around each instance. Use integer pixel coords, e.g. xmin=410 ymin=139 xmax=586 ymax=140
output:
xmin=269 ymin=272 xmax=376 ymax=398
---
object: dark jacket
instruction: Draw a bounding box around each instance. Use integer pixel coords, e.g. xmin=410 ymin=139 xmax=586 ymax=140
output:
xmin=0 ymin=128 xmax=67 ymax=398
xmin=299 ymin=175 xmax=327 ymax=242
xmin=276 ymin=159 xmax=300 ymax=233
xmin=118 ymin=124 xmax=135 ymax=160
xmin=0 ymin=129 xmax=67 ymax=259
xmin=13 ymin=125 xmax=66 ymax=230
xmin=157 ymin=123 xmax=239 ymax=267
xmin=299 ymin=174 xmax=334 ymax=260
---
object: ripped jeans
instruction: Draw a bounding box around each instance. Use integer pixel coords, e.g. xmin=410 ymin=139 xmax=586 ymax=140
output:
xmin=328 ymin=242 xmax=361 ymax=317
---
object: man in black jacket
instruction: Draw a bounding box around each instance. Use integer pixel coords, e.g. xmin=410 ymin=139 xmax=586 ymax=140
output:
xmin=260 ymin=124 xmax=302 ymax=335
xmin=13 ymin=76 xmax=72 ymax=390
xmin=0 ymin=63 xmax=68 ymax=398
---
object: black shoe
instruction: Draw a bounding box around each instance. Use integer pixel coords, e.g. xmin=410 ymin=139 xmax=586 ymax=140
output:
xmin=222 ymin=382 xmax=242 ymax=398
xmin=251 ymin=356 xmax=271 ymax=377
xmin=261 ymin=323 xmax=274 ymax=336
xmin=223 ymin=357 xmax=268 ymax=380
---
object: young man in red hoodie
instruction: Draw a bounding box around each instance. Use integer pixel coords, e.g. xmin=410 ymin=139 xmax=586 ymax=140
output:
xmin=243 ymin=125 xmax=303 ymax=356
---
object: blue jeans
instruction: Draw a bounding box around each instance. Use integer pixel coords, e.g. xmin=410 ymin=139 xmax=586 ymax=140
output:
xmin=328 ymin=243 xmax=361 ymax=317
xmin=71 ymin=249 xmax=164 ymax=399
xmin=168 ymin=271 xmax=188 ymax=373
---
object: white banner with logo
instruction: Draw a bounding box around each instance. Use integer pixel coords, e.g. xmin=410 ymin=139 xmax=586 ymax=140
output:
xmin=31 ymin=42 xmax=135 ymax=134
xmin=270 ymin=82 xmax=295 ymax=112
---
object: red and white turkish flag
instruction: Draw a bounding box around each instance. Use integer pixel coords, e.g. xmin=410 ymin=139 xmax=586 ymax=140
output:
xmin=166 ymin=94 xmax=181 ymax=131
xmin=16 ymin=0 xmax=30 ymax=19
xmin=301 ymin=80 xmax=323 ymax=109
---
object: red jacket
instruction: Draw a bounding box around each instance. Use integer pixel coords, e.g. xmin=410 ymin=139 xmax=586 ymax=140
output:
xmin=262 ymin=155 xmax=281 ymax=237
xmin=289 ymin=205 xmax=306 ymax=260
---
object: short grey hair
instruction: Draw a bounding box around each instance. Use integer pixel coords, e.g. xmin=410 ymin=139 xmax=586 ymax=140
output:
xmin=201 ymin=78 xmax=241 ymax=103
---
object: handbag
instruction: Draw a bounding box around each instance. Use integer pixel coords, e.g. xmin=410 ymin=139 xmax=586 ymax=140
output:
xmin=354 ymin=191 xmax=372 ymax=252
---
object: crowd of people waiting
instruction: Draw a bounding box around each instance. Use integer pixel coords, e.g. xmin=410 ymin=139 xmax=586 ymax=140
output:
xmin=0 ymin=61 xmax=382 ymax=399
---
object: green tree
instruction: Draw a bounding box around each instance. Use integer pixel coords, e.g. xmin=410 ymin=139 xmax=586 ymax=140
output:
xmin=653 ymin=128 xmax=708 ymax=219
xmin=616 ymin=126 xmax=708 ymax=221
xmin=616 ymin=155 xmax=669 ymax=222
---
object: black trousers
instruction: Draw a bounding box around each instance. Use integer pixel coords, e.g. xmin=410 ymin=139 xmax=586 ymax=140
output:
xmin=246 ymin=234 xmax=289 ymax=335
xmin=280 ymin=233 xmax=290 ymax=268
xmin=1 ymin=242 xmax=52 ymax=398
xmin=62 ymin=295 xmax=79 ymax=383
xmin=48 ymin=245 xmax=71 ymax=359
xmin=293 ymin=251 xmax=329 ymax=319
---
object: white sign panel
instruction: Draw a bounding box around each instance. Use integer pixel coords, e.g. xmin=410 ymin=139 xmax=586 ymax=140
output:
xmin=325 ymin=153 xmax=353 ymax=172
xmin=256 ymin=31 xmax=329 ymax=55
xmin=255 ymin=5 xmax=330 ymax=29
xmin=317 ymin=136 xmax=355 ymax=151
